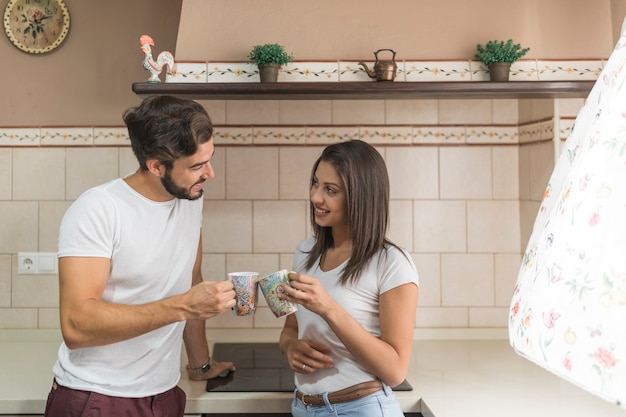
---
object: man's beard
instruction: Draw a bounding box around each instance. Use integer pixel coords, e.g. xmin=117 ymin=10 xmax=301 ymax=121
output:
xmin=161 ymin=168 xmax=204 ymax=200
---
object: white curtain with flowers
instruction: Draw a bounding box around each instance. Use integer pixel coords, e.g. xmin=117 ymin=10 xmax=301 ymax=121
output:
xmin=509 ymin=19 xmax=626 ymax=409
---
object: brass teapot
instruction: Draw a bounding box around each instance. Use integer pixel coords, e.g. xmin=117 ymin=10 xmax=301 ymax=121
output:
xmin=358 ymin=49 xmax=397 ymax=81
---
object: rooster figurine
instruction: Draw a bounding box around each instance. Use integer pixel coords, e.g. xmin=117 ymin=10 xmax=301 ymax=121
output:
xmin=140 ymin=35 xmax=175 ymax=83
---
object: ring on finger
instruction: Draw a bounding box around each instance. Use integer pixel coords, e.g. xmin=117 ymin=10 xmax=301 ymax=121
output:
xmin=302 ymin=364 xmax=306 ymax=371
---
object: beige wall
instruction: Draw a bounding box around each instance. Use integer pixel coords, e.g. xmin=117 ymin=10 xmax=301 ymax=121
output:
xmin=0 ymin=0 xmax=182 ymax=126
xmin=178 ymin=0 xmax=615 ymax=61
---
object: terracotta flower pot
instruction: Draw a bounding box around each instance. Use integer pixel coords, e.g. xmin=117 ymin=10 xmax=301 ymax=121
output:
xmin=258 ymin=63 xmax=281 ymax=83
xmin=487 ymin=62 xmax=511 ymax=82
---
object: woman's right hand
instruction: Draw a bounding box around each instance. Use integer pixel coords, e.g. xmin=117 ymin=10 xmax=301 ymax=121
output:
xmin=284 ymin=337 xmax=334 ymax=374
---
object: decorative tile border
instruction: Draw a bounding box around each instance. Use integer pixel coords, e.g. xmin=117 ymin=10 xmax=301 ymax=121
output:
xmin=537 ymin=60 xmax=604 ymax=80
xmin=413 ymin=126 xmax=466 ymax=144
xmin=466 ymin=126 xmax=518 ymax=144
xmin=405 ymin=61 xmax=471 ymax=82
xmin=252 ymin=127 xmax=306 ymax=144
xmin=306 ymin=126 xmax=359 ymax=144
xmin=41 ymin=128 xmax=93 ymax=146
xmin=518 ymin=120 xmax=554 ymax=143
xmin=167 ymin=62 xmax=208 ymax=83
xmin=558 ymin=117 xmax=576 ymax=140
xmin=214 ymin=127 xmax=253 ymax=145
xmin=282 ymin=62 xmax=340 ymax=82
xmin=94 ymin=127 xmax=130 ymax=146
xmin=0 ymin=123 xmax=572 ymax=147
xmin=165 ymin=59 xmax=604 ymax=83
xmin=360 ymin=126 xmax=413 ymax=144
xmin=0 ymin=128 xmax=39 ymax=146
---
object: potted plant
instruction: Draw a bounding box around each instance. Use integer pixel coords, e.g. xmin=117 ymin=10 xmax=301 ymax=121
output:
xmin=474 ymin=39 xmax=530 ymax=82
xmin=248 ymin=43 xmax=294 ymax=83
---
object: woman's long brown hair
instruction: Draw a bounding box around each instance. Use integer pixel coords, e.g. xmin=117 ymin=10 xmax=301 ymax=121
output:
xmin=304 ymin=140 xmax=401 ymax=285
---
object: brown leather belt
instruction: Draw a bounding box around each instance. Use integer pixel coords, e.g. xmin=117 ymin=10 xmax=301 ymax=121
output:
xmin=296 ymin=380 xmax=383 ymax=406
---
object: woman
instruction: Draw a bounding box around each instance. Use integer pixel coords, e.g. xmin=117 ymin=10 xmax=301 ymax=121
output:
xmin=279 ymin=140 xmax=419 ymax=417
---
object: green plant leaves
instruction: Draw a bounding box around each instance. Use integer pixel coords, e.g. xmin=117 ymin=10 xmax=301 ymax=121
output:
xmin=474 ymin=39 xmax=530 ymax=65
xmin=248 ymin=43 xmax=294 ymax=66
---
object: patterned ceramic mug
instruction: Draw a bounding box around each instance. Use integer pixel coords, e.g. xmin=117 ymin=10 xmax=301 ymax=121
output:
xmin=227 ymin=272 xmax=259 ymax=316
xmin=259 ymin=269 xmax=298 ymax=318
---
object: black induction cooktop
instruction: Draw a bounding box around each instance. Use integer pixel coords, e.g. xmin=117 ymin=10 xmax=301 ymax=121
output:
xmin=206 ymin=343 xmax=412 ymax=392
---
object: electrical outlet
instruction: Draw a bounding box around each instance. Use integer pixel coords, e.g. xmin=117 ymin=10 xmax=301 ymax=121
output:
xmin=17 ymin=252 xmax=58 ymax=274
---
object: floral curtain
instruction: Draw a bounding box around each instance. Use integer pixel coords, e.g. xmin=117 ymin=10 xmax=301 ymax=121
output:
xmin=509 ymin=21 xmax=626 ymax=408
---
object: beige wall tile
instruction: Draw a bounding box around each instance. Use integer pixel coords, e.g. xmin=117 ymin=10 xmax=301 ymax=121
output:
xmin=279 ymin=101 xmax=332 ymax=125
xmin=253 ymin=306 xmax=288 ymax=328
xmin=332 ymin=100 xmax=385 ymax=125
xmin=0 ymin=256 xmax=9 ymax=307
xmin=438 ymin=99 xmax=491 ymax=124
xmin=253 ymin=201 xmax=307 ymax=253
xmin=387 ymin=147 xmax=439 ymax=199
xmin=280 ymin=253 xmax=295 ymax=271
xmin=0 ymin=149 xmax=10 ymax=200
xmin=441 ymin=254 xmax=494 ymax=306
xmin=201 ymin=254 xmax=226 ymax=283
xmin=529 ymin=141 xmax=555 ymax=201
xmin=467 ymin=201 xmax=521 ymax=253
xmin=520 ymin=201 xmax=541 ymax=250
xmin=203 ymin=201 xmax=252 ymax=253
xmin=469 ymin=307 xmax=509 ymax=327
xmin=119 ymin=147 xmax=139 ymax=178
xmin=495 ymin=253 xmax=522 ymax=307
xmin=13 ymin=148 xmax=65 ymax=200
xmin=38 ymin=308 xmax=60 ymax=328
xmin=206 ymin=309 xmax=253 ymax=328
xmin=491 ymin=99 xmax=519 ymax=124
xmin=557 ymin=98 xmax=585 ymax=117
xmin=518 ymin=144 xmax=531 ymax=200
xmin=389 ymin=200 xmax=413 ymax=251
xmin=203 ymin=147 xmax=226 ymax=200
xmin=279 ymin=146 xmax=323 ymax=199
xmin=440 ymin=146 xmax=492 ymax=199
xmin=492 ymin=146 xmax=520 ymax=199
xmin=385 ymin=100 xmax=438 ymax=124
xmin=414 ymin=200 xmax=466 ymax=253
xmin=39 ymin=201 xmax=72 ymax=252
xmin=0 ymin=308 xmax=38 ymax=328
xmin=226 ymin=147 xmax=278 ymax=200
xmin=197 ymin=100 xmax=227 ymax=125
xmin=66 ymin=148 xmax=119 ymax=200
xmin=414 ymin=307 xmax=468 ymax=328
xmin=518 ymin=99 xmax=554 ymax=123
xmin=12 ymin=273 xmax=59 ymax=308
xmin=0 ymin=202 xmax=38 ymax=252
xmin=227 ymin=254 xmax=280 ymax=280
xmin=411 ymin=253 xmax=440 ymax=307
xmin=225 ymin=100 xmax=280 ymax=125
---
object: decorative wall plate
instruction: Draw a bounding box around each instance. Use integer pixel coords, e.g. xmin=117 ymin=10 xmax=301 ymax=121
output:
xmin=3 ymin=0 xmax=70 ymax=54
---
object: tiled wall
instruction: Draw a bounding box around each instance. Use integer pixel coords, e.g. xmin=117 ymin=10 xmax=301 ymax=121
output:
xmin=0 ymin=60 xmax=596 ymax=332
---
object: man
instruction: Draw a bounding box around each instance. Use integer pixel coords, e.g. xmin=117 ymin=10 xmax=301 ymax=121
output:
xmin=44 ymin=95 xmax=237 ymax=417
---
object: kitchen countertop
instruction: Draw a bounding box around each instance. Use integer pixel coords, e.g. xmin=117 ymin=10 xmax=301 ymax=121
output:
xmin=1 ymin=329 xmax=624 ymax=417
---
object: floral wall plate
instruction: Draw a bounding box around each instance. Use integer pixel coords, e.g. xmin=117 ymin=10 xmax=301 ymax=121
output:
xmin=3 ymin=0 xmax=70 ymax=54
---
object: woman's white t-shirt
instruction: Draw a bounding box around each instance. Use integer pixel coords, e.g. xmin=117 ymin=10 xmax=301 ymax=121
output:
xmin=292 ymin=237 xmax=419 ymax=394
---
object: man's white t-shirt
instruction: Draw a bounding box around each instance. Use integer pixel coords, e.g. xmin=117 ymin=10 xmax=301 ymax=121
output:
xmin=53 ymin=178 xmax=202 ymax=397
xmin=292 ymin=237 xmax=419 ymax=394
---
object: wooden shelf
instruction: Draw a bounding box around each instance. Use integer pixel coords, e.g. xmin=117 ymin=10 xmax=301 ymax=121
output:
xmin=132 ymin=80 xmax=595 ymax=100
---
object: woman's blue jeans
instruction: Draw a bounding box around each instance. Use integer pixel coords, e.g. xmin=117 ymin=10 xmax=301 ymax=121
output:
xmin=291 ymin=383 xmax=404 ymax=417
